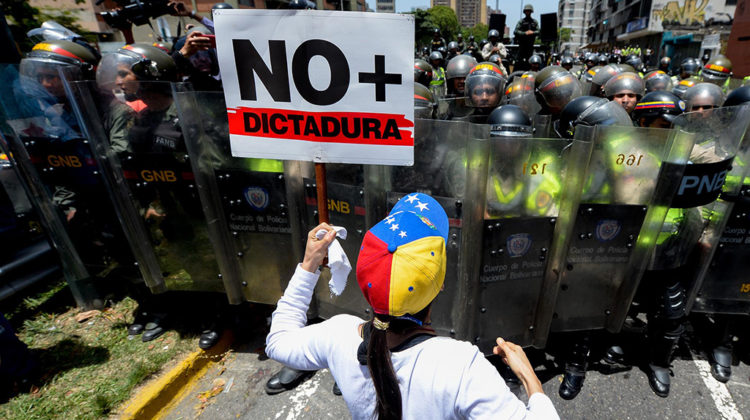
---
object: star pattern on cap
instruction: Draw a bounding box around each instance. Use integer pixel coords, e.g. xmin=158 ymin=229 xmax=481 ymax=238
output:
xmin=405 ymin=194 xmax=419 ymax=203
xmin=415 ymin=201 xmax=429 ymax=211
xmin=385 ymin=217 xmax=395 ymax=225
xmin=399 ymin=230 xmax=407 ymax=238
xmin=389 ymin=223 xmax=399 ymax=231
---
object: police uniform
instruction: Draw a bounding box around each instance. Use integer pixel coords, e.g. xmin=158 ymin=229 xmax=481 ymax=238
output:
xmin=514 ymin=16 xmax=539 ymax=62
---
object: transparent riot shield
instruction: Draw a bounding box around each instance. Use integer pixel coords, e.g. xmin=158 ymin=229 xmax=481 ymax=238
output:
xmin=0 ymin=64 xmax=133 ymax=308
xmin=65 ymin=80 xmax=227 ymax=296
xmin=365 ymin=119 xmax=489 ymax=341
xmin=543 ymin=124 xmax=695 ymax=338
xmin=504 ymin=75 xmax=541 ymax=117
xmin=477 ymin=135 xmax=591 ymax=351
xmin=532 ymin=114 xmax=553 ymax=139
xmin=170 ymin=86 xmax=301 ymax=304
xmin=659 ymin=106 xmax=750 ymax=315
xmin=435 ymin=98 xmax=474 ymax=121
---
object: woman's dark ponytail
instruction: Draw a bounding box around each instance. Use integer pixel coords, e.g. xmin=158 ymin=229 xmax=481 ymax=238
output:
xmin=367 ymin=315 xmax=402 ymax=420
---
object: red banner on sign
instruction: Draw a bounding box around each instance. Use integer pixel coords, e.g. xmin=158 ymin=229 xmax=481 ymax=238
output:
xmin=227 ymin=107 xmax=414 ymax=146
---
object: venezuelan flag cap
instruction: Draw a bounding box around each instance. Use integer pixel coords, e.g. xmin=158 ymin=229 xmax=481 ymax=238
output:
xmin=357 ymin=193 xmax=449 ymax=317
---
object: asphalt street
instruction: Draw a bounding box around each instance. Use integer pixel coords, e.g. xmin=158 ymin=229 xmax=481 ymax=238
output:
xmin=162 ymin=325 xmax=750 ymax=420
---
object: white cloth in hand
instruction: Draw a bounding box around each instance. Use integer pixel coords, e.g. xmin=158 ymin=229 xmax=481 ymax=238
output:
xmin=315 ymin=226 xmax=351 ymax=296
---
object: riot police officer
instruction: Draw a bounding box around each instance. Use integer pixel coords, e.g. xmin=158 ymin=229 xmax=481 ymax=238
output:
xmin=514 ymin=4 xmax=539 ymax=67
xmin=456 ymin=33 xmax=465 ymax=52
xmin=487 ymin=104 xmax=533 ymax=138
xmin=430 ymin=28 xmax=446 ymax=52
xmin=428 ymin=51 xmax=446 ymax=96
xmin=590 ymin=64 xmax=625 ymax=97
xmin=632 ymin=91 xmax=688 ymax=397
xmin=446 ymin=41 xmax=460 ymax=61
xmin=644 ymin=70 xmax=674 ymax=93
xmin=554 ymin=96 xmax=637 ymax=399
xmin=534 ymin=66 xmax=582 ymax=121
xmin=414 ymin=82 xmax=436 ymax=119
xmin=561 ymin=56 xmax=574 ymax=72
xmin=672 ymin=58 xmax=700 ymax=86
xmin=658 ymin=56 xmax=672 ymax=74
xmin=414 ymin=59 xmax=433 ymax=88
xmin=683 ymin=83 xmax=724 ymax=112
xmin=625 ymin=55 xmax=645 ymax=77
xmin=603 ymin=72 xmax=645 ymax=115
xmin=701 ymin=55 xmax=733 ymax=92
xmin=672 ymin=76 xmax=700 ymax=99
xmin=481 ymin=29 xmax=507 ymax=63
xmin=465 ymin=63 xmax=506 ymax=119
xmin=528 ymin=54 xmax=543 ymax=72
xmin=445 ymin=55 xmax=478 ymax=98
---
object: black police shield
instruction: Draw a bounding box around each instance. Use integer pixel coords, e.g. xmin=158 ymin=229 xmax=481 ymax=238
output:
xmin=479 ymin=134 xmax=591 ymax=350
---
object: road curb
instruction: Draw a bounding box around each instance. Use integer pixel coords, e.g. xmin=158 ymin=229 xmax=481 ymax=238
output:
xmin=119 ymin=330 xmax=234 ymax=420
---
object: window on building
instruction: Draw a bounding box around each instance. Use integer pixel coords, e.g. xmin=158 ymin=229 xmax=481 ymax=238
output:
xmin=238 ymin=0 xmax=254 ymax=5
xmin=726 ymin=0 xmax=736 ymax=5
xmin=569 ymin=9 xmax=574 ymax=16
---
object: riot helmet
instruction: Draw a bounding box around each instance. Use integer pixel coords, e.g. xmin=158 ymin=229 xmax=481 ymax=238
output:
xmin=679 ymin=58 xmax=700 ymax=79
xmin=457 ymin=33 xmax=464 ymax=40
xmin=724 ymin=85 xmax=750 ymax=107
xmin=479 ymin=39 xmax=488 ymax=49
xmin=487 ymin=105 xmax=533 ymax=137
xmin=448 ymin=41 xmax=459 ymax=52
xmin=633 ymin=91 xmax=685 ymax=128
xmin=211 ymin=2 xmax=234 ymax=18
xmin=625 ymin=55 xmax=643 ymax=73
xmin=421 ymin=46 xmax=429 ymax=57
xmin=21 ymin=40 xmax=98 ymax=82
xmin=554 ymin=96 xmax=632 ymax=139
xmin=488 ymin=29 xmax=500 ymax=41
xmin=433 ymin=28 xmax=441 ymax=37
xmin=535 ymin=66 xmax=582 ymax=115
xmin=469 ymin=35 xmax=475 ymax=42
xmin=582 ymin=65 xmax=601 ymax=83
xmin=658 ymin=56 xmax=671 ymax=73
xmin=598 ymin=54 xmax=609 ymax=66
xmin=488 ymin=54 xmax=503 ymax=70
xmin=604 ymin=72 xmax=645 ymax=114
xmin=672 ymin=76 xmax=699 ymax=99
xmin=523 ymin=4 xmax=534 ymax=12
xmin=610 ymin=53 xmax=621 ymax=64
xmin=414 ymin=82 xmax=435 ymax=119
xmin=465 ymin=63 xmax=506 ymax=111
xmin=615 ymin=63 xmax=636 ymax=74
xmin=561 ymin=56 xmax=574 ymax=71
xmin=644 ymin=70 xmax=673 ymax=93
xmin=584 ymin=53 xmax=597 ymax=69
xmin=429 ymin=51 xmax=443 ymax=69
xmin=701 ymin=55 xmax=732 ymax=87
xmin=437 ymin=46 xmax=447 ymax=57
xmin=445 ymin=55 xmax=478 ymax=96
xmin=96 ymin=44 xmax=176 ymax=101
xmin=683 ymin=82 xmax=724 ymax=112
xmin=591 ymin=64 xmax=624 ymax=96
xmin=414 ymin=59 xmax=433 ymax=88
xmin=151 ymin=41 xmax=173 ymax=54
xmin=529 ymin=54 xmax=543 ymax=71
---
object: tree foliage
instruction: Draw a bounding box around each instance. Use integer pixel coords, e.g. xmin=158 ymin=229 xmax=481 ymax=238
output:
xmin=411 ymin=6 xmax=460 ymax=48
xmin=3 ymin=0 xmax=91 ymax=52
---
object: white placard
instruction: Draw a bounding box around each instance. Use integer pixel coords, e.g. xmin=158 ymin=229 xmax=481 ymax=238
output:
xmin=214 ymin=10 xmax=414 ymax=165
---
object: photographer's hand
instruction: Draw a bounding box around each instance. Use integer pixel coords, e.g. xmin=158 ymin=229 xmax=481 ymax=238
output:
xmin=179 ymin=31 xmax=211 ymax=58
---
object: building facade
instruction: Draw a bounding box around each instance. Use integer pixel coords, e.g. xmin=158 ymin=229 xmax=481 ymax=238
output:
xmin=584 ymin=0 xmax=735 ymax=66
xmin=558 ymin=0 xmax=590 ymax=53
xmin=377 ymin=0 xmax=395 ymax=12
xmin=431 ymin=0 xmax=487 ymax=27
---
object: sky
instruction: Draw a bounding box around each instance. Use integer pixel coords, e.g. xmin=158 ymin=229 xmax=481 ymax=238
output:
xmin=393 ymin=0 xmax=560 ymax=35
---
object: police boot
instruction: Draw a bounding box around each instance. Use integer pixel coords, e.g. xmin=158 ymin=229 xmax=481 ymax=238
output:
xmin=603 ymin=345 xmax=626 ymax=366
xmin=141 ymin=313 xmax=167 ymax=342
xmin=710 ymin=346 xmax=732 ymax=383
xmin=647 ymin=329 xmax=681 ymax=397
xmin=264 ymin=366 xmax=313 ymax=395
xmin=559 ymin=336 xmax=590 ymax=400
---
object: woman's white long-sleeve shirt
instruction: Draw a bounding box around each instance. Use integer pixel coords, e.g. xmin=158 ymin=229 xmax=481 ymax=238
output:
xmin=266 ymin=264 xmax=560 ymax=420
